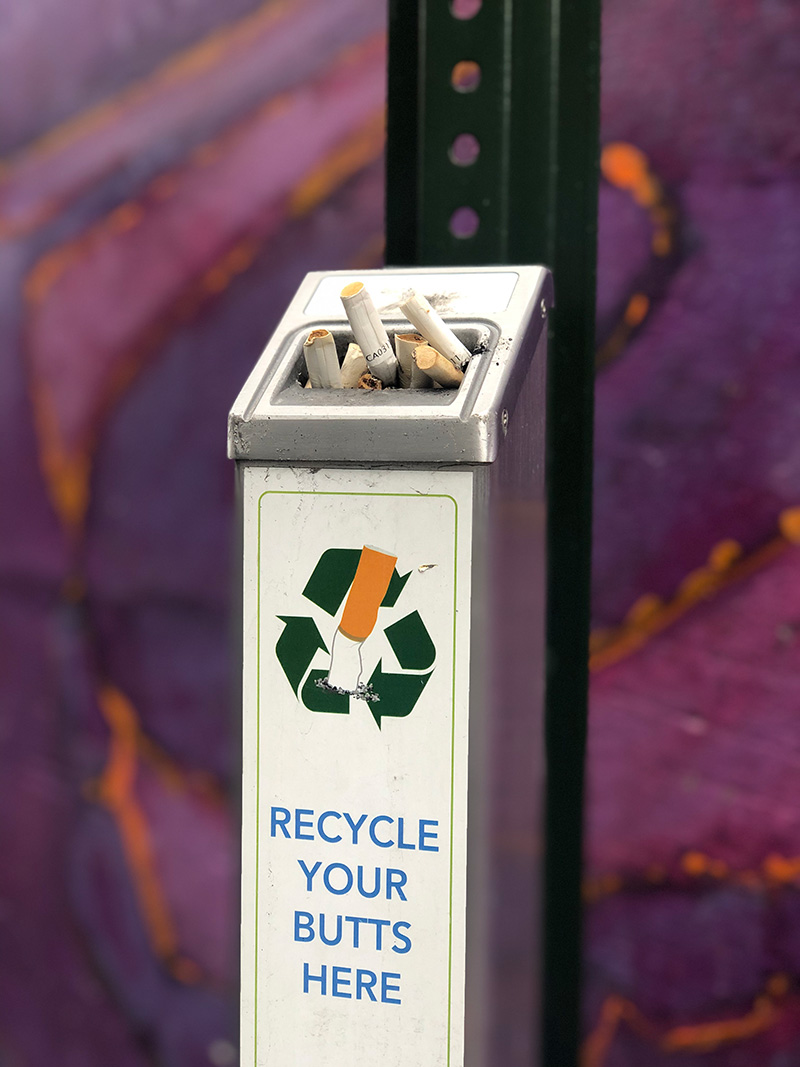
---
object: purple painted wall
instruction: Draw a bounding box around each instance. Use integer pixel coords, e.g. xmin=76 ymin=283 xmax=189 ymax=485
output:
xmin=0 ymin=0 xmax=798 ymax=1064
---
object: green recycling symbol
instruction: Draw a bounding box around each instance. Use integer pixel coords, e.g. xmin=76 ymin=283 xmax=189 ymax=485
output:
xmin=276 ymin=548 xmax=436 ymax=728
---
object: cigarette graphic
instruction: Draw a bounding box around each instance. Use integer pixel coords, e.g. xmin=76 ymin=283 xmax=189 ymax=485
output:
xmin=340 ymin=281 xmax=398 ymax=386
xmin=326 ymin=545 xmax=397 ymax=693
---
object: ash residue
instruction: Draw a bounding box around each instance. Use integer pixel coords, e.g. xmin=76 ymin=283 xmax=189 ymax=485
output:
xmin=316 ymin=677 xmax=380 ymax=703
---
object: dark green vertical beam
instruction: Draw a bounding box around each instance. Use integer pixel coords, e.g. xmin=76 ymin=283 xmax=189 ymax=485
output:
xmin=386 ymin=3 xmax=600 ymax=1065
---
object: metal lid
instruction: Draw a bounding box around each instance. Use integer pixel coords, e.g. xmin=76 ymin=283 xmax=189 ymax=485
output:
xmin=228 ymin=266 xmax=552 ymax=464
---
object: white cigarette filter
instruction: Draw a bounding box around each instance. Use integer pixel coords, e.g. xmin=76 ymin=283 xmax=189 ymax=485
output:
xmin=395 ymin=332 xmax=427 ymax=389
xmin=340 ymin=281 xmax=398 ymax=386
xmin=399 ymin=289 xmax=471 ymax=368
xmin=340 ymin=342 xmax=368 ymax=388
xmin=303 ymin=329 xmax=342 ymax=388
xmin=414 ymin=344 xmax=464 ymax=389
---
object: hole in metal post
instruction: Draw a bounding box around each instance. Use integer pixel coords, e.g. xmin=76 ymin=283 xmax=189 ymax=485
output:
xmin=449 ymin=207 xmax=480 ymax=239
xmin=451 ymin=60 xmax=481 ymax=93
xmin=449 ymin=133 xmax=480 ymax=167
xmin=450 ymin=0 xmax=482 ymax=17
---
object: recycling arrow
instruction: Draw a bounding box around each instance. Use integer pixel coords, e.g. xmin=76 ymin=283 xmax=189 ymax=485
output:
xmin=301 ymin=670 xmax=349 ymax=714
xmin=276 ymin=617 xmax=327 ymax=694
xmin=384 ymin=611 xmax=435 ymax=670
xmin=303 ymin=548 xmax=411 ymax=615
xmin=275 ymin=548 xmax=436 ymax=727
xmin=367 ymin=661 xmax=433 ymax=729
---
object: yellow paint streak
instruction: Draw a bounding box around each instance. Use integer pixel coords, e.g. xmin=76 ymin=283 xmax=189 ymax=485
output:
xmin=288 ymin=109 xmax=385 ymax=218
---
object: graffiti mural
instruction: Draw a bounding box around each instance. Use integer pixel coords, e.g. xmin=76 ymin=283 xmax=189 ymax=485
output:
xmin=0 ymin=0 xmax=798 ymax=1064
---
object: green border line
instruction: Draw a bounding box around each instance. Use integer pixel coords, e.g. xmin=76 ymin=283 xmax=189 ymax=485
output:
xmin=252 ymin=486 xmax=462 ymax=1065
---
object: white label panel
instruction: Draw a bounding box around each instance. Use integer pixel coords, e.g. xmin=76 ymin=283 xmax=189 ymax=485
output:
xmin=241 ymin=466 xmax=473 ymax=1067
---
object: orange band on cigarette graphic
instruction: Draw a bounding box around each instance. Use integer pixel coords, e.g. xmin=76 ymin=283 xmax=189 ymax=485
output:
xmin=326 ymin=545 xmax=397 ymax=692
xmin=339 ymin=546 xmax=397 ymax=640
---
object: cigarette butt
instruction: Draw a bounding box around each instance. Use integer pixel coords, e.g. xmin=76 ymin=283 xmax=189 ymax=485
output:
xmin=339 ymin=546 xmax=397 ymax=641
xmin=340 ymin=281 xmax=398 ymax=386
xmin=395 ymin=332 xmax=426 ymax=389
xmin=303 ymin=328 xmax=342 ymax=388
xmin=341 ymin=342 xmax=368 ymax=388
xmin=414 ymin=344 xmax=464 ymax=389
xmin=410 ymin=360 xmax=434 ymax=389
xmin=356 ymin=372 xmax=383 ymax=390
xmin=399 ymin=289 xmax=471 ymax=367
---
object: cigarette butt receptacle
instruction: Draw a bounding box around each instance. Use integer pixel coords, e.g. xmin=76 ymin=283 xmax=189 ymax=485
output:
xmin=229 ymin=266 xmax=553 ymax=1066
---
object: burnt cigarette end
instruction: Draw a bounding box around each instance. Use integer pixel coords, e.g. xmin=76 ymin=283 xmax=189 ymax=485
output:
xmin=305 ymin=328 xmax=330 ymax=343
xmin=356 ymin=372 xmax=383 ymax=390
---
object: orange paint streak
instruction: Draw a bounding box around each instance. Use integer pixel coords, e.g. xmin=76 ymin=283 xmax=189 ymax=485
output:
xmin=581 ymin=996 xmax=630 ymax=1067
xmin=779 ymin=506 xmax=800 ymax=543
xmin=601 ymin=142 xmax=662 ymax=208
xmin=93 ymin=685 xmax=225 ymax=984
xmin=23 ymin=42 xmax=385 ymax=534
xmin=597 ymin=142 xmax=679 ymax=369
xmin=662 ymin=994 xmax=778 ymax=1052
xmin=28 ymin=378 xmax=90 ymax=534
xmin=24 ymin=34 xmax=385 ymax=309
xmin=0 ymin=0 xmax=304 ymax=236
xmin=586 ymin=844 xmax=800 ymax=902
xmin=623 ymin=292 xmax=650 ymax=327
xmin=347 ymin=232 xmax=386 ymax=270
xmin=96 ymin=686 xmax=179 ymax=962
xmin=600 ymin=143 xmax=650 ymax=190
xmin=137 ymin=732 xmax=227 ymax=807
xmin=590 ymin=526 xmax=793 ymax=673
xmin=582 ymin=984 xmax=790 ymax=1067
xmin=652 ymin=228 xmax=672 ymax=256
xmin=288 ymin=109 xmax=385 ymax=218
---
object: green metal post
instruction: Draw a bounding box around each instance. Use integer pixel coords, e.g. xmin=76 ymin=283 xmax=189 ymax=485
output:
xmin=386 ymin=2 xmax=600 ymax=1064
